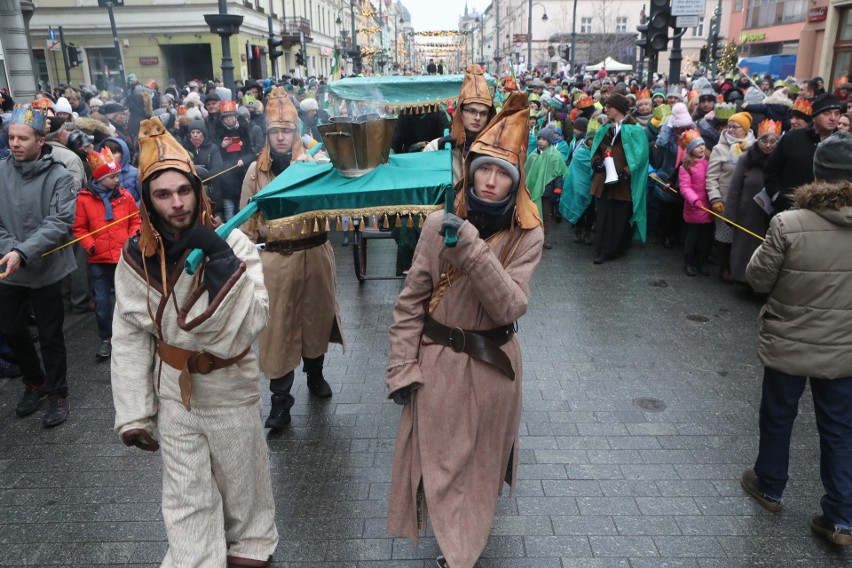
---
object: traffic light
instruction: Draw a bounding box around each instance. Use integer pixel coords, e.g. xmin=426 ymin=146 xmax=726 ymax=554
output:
xmin=268 ymin=37 xmax=283 ymax=60
xmin=647 ymin=0 xmax=671 ymax=53
xmin=564 ymin=46 xmax=570 ymax=62
xmin=699 ymin=46 xmax=708 ymax=64
xmin=636 ymin=21 xmax=650 ymax=51
xmin=295 ymin=50 xmax=305 ymax=66
xmin=67 ymin=44 xmax=83 ymax=68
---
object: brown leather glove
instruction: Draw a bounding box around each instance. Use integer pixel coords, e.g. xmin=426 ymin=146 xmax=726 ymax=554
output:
xmin=121 ymin=428 xmax=160 ymax=452
xmin=712 ymin=201 xmax=725 ymax=214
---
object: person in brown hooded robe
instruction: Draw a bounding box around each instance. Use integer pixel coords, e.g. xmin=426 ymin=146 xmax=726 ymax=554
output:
xmin=110 ymin=120 xmax=278 ymax=567
xmin=424 ymin=64 xmax=496 ymax=184
xmin=239 ymin=86 xmax=344 ymax=429
xmin=386 ymin=91 xmax=544 ymax=568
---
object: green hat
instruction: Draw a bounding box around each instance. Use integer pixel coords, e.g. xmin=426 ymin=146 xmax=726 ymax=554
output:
xmin=652 ymin=89 xmax=666 ymax=100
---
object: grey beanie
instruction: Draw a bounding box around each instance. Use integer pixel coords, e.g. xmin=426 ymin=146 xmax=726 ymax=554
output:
xmin=469 ymin=155 xmax=520 ymax=193
xmin=813 ymin=131 xmax=852 ymax=182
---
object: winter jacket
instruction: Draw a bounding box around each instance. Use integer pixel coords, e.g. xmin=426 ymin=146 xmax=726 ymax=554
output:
xmin=0 ymin=147 xmax=77 ymax=288
xmin=696 ymin=115 xmax=721 ymax=153
xmin=213 ymin=119 xmax=256 ymax=201
xmin=706 ymin=131 xmax=753 ymax=204
xmin=72 ymin=186 xmax=140 ymax=264
xmin=45 ymin=140 xmax=86 ymax=190
xmin=747 ymin=181 xmax=852 ymax=379
xmin=764 ymin=124 xmax=826 ymax=213
xmin=182 ymin=119 xmax=223 ymax=182
xmin=725 ymin=145 xmax=772 ymax=283
xmin=656 ymin=122 xmax=689 ymax=183
xmin=678 ymin=158 xmax=712 ymax=224
xmin=741 ymin=92 xmax=793 ymax=134
xmin=98 ymin=137 xmax=141 ymax=202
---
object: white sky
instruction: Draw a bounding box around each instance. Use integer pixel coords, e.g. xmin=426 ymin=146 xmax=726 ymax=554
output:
xmin=406 ymin=0 xmax=491 ymax=32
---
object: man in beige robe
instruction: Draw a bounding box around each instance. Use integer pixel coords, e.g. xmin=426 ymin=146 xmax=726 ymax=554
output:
xmin=111 ymin=119 xmax=277 ymax=567
xmin=387 ymin=92 xmax=543 ymax=568
xmin=239 ymin=86 xmax=343 ymax=429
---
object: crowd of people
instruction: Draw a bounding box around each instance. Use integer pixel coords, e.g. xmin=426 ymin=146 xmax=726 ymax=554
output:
xmin=1 ymin=62 xmax=852 ymax=567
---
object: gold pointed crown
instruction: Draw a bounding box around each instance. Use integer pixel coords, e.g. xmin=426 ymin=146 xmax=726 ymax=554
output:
xmin=87 ymin=147 xmax=122 ymax=180
xmin=636 ymin=89 xmax=651 ymax=101
xmin=792 ymin=97 xmax=812 ymax=117
xmin=575 ymin=95 xmax=594 ymax=109
xmin=220 ymin=99 xmax=238 ymax=114
xmin=757 ymin=119 xmax=783 ymax=138
xmin=678 ymin=129 xmax=703 ymax=150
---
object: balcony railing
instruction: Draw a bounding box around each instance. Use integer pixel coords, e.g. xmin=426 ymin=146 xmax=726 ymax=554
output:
xmin=281 ymin=17 xmax=312 ymax=44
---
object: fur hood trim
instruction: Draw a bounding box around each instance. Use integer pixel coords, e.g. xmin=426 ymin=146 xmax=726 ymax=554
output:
xmin=74 ymin=116 xmax=114 ymax=137
xmin=793 ymin=181 xmax=852 ymax=210
xmin=744 ymin=91 xmax=793 ymax=109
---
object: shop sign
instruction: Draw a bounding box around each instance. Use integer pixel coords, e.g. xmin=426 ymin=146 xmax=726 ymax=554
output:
xmin=808 ymin=7 xmax=827 ymax=22
xmin=740 ymin=32 xmax=766 ymax=43
xmin=320 ymin=46 xmax=333 ymax=56
xmin=139 ymin=56 xmax=159 ymax=65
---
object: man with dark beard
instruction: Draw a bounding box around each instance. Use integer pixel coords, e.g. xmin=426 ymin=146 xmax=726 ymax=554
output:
xmin=239 ymin=87 xmax=343 ymax=429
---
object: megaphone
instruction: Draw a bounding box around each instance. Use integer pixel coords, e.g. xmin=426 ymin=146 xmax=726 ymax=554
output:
xmin=603 ymin=150 xmax=619 ymax=185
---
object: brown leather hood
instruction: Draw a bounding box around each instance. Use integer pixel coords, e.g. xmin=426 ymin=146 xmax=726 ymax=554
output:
xmin=449 ymin=65 xmax=495 ymax=151
xmin=256 ymin=86 xmax=305 ymax=174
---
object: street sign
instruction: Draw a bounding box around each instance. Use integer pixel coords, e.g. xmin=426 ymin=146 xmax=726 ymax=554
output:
xmin=671 ymin=0 xmax=706 ymax=17
xmin=513 ymin=33 xmax=530 ymax=43
xmin=48 ymin=27 xmax=56 ymax=41
xmin=45 ymin=38 xmax=60 ymax=52
xmin=675 ymin=15 xmax=700 ymax=28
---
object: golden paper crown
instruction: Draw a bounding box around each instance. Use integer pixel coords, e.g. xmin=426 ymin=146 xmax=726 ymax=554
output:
xmin=678 ymin=128 xmax=703 ymax=150
xmin=87 ymin=147 xmax=122 ymax=180
xmin=757 ymin=119 xmax=783 ymax=138
xmin=11 ymin=104 xmax=47 ymax=132
xmin=792 ymin=97 xmax=812 ymax=117
xmin=32 ymin=98 xmax=54 ymax=110
xmin=220 ymin=99 xmax=237 ymax=114
xmin=636 ymin=89 xmax=651 ymax=101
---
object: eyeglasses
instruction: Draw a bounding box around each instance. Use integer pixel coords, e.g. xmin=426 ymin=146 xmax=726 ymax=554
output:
xmin=758 ymin=137 xmax=778 ymax=146
xmin=726 ymin=124 xmax=744 ymax=131
xmin=462 ymin=107 xmax=489 ymax=119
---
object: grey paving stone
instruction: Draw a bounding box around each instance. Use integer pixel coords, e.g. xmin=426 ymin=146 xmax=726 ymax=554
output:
xmin=588 ymin=535 xmax=659 ymax=557
xmin=551 ymin=515 xmax=618 ymax=536
xmin=613 ymin=516 xmax=682 ymax=536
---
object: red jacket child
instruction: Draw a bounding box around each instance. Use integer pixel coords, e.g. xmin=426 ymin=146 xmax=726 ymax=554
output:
xmin=73 ymin=147 xmax=140 ymax=264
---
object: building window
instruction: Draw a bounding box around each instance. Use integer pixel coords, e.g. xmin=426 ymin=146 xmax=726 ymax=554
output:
xmin=692 ymin=17 xmax=705 ymax=37
xmin=746 ymin=0 xmax=807 ymax=29
xmin=734 ymin=0 xmax=743 ymax=12
xmin=580 ymin=17 xmax=592 ymax=34
xmin=616 ymin=17 xmax=628 ymax=33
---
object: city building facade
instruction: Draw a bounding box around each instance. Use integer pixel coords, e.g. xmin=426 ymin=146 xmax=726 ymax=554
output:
xmin=819 ymin=0 xmax=852 ymax=85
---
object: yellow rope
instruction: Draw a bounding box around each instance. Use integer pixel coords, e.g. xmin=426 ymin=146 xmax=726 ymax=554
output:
xmin=648 ymin=173 xmax=765 ymax=242
xmin=199 ymin=163 xmax=242 ymax=183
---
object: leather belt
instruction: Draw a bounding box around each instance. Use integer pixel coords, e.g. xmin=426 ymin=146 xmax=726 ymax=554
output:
xmin=261 ymin=232 xmax=327 ymax=255
xmin=157 ymin=340 xmax=251 ymax=411
xmin=421 ymin=313 xmax=516 ymax=380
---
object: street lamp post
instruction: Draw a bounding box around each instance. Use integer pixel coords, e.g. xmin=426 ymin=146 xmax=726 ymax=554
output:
xmin=204 ymin=0 xmax=242 ymax=90
xmin=527 ymin=1 xmax=548 ymax=74
xmin=570 ymin=0 xmax=578 ymax=74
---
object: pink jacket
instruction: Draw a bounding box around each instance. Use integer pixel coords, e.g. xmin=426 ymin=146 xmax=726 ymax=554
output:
xmin=678 ymin=158 xmax=712 ymax=224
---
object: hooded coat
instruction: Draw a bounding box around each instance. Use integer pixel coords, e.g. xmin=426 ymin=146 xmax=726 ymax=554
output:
xmin=706 ymin=130 xmax=754 ymax=204
xmin=741 ymin=91 xmax=793 ymax=134
xmin=72 ymin=185 xmax=140 ymax=264
xmin=99 ymin=137 xmax=141 ymax=202
xmin=182 ymin=118 xmax=223 ymax=183
xmin=678 ymin=158 xmax=712 ymax=224
xmin=746 ymin=181 xmax=852 ymax=379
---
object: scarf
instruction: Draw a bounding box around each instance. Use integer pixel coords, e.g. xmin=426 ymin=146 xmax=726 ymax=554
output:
xmin=270 ymin=150 xmax=293 ymax=176
xmin=465 ymin=186 xmax=515 ymax=239
xmin=90 ymin=180 xmax=119 ymax=221
xmin=724 ymin=130 xmax=754 ymax=159
xmin=190 ymin=137 xmax=203 ymax=149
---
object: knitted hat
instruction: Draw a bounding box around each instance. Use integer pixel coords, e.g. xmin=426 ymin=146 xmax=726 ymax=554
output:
xmin=652 ymin=89 xmax=666 ymax=100
xmin=87 ymin=146 xmax=122 ymax=181
xmin=743 ymin=86 xmax=764 ymax=106
xmin=299 ymin=98 xmax=319 ymax=112
xmin=728 ymin=112 xmax=753 ymax=131
xmin=54 ymin=97 xmax=73 ymax=115
xmin=573 ymin=117 xmax=589 ymax=132
xmin=670 ymin=102 xmax=692 ymax=127
xmin=678 ymin=129 xmax=705 ymax=153
xmin=469 ymin=156 xmax=520 ymax=191
xmin=813 ymin=131 xmax=852 ymax=182
xmin=812 ymin=93 xmax=843 ymax=117
xmin=537 ymin=127 xmax=555 ymax=142
xmin=457 ymin=91 xmax=539 ymax=230
xmin=605 ymin=93 xmax=630 ymax=115
xmin=698 ymin=87 xmax=716 ymax=101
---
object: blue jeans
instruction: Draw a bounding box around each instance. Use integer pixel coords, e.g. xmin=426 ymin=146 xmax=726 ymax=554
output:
xmin=755 ymin=366 xmax=852 ymax=528
xmin=89 ymin=263 xmax=116 ymax=340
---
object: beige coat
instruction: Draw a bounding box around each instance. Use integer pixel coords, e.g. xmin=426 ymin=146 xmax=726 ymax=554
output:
xmin=747 ymin=181 xmax=852 ymax=379
xmin=240 ymin=161 xmax=343 ymax=378
xmin=706 ymin=132 xmax=752 ymax=203
xmin=386 ymin=212 xmax=543 ymax=568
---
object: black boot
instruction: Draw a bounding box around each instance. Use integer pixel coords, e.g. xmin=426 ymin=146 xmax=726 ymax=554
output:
xmin=303 ymin=355 xmax=332 ymax=399
xmin=266 ymin=372 xmax=295 ymax=429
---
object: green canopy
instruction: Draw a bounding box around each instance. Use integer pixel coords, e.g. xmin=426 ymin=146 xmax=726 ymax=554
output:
xmin=186 ymin=150 xmax=453 ymax=274
xmin=328 ymin=74 xmax=497 ymax=109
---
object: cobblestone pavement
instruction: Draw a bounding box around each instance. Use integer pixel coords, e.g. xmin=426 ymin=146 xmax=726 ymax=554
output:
xmin=1 ymin=220 xmax=851 ymax=567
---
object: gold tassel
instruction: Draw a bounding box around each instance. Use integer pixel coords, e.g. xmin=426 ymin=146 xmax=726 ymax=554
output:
xmin=395 ymin=214 xmax=402 ymax=228
xmin=325 ymin=216 xmax=331 ymax=232
xmin=382 ymin=214 xmax=389 ymax=229
xmin=336 ymin=216 xmax=343 ymax=231
xmin=300 ymin=220 xmax=308 ymax=235
xmin=313 ymin=217 xmax=320 ymax=233
xmin=418 ymin=213 xmax=424 ymax=228
xmin=407 ymin=214 xmax=414 ymax=228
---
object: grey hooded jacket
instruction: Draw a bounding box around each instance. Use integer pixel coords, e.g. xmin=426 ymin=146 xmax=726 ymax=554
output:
xmin=0 ymin=147 xmax=77 ymax=288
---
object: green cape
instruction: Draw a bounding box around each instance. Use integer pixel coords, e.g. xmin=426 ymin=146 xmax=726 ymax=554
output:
xmin=524 ymin=146 xmax=568 ymax=217
xmin=590 ymin=123 xmax=649 ymax=242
